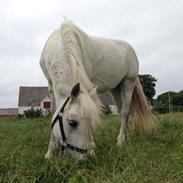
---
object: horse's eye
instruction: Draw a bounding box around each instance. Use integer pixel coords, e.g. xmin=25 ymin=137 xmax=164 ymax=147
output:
xmin=68 ymin=120 xmax=78 ymax=128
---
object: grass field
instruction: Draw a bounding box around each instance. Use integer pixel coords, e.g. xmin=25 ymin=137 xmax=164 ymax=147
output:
xmin=0 ymin=113 xmax=183 ymax=183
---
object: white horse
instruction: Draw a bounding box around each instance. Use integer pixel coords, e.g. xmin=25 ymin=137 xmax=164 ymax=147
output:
xmin=40 ymin=20 xmax=155 ymax=159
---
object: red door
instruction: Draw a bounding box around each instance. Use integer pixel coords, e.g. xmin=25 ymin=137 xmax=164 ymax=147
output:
xmin=43 ymin=101 xmax=51 ymax=109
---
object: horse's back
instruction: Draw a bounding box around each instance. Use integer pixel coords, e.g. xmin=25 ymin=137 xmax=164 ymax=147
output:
xmin=86 ymin=36 xmax=139 ymax=92
xmin=40 ymin=21 xmax=139 ymax=93
xmin=91 ymin=36 xmax=139 ymax=77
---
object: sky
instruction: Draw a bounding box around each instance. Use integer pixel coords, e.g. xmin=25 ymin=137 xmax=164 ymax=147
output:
xmin=0 ymin=0 xmax=183 ymax=108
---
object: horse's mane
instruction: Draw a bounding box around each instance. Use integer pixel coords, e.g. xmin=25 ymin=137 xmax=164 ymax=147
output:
xmin=60 ymin=20 xmax=90 ymax=91
xmin=79 ymin=93 xmax=101 ymax=127
xmin=60 ymin=20 xmax=103 ymax=126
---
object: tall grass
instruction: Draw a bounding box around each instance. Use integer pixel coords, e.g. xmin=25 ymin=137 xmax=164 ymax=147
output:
xmin=0 ymin=113 xmax=183 ymax=182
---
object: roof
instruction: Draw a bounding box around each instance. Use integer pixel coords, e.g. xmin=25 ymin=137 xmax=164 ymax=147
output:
xmin=18 ymin=86 xmax=114 ymax=107
xmin=0 ymin=108 xmax=18 ymax=116
xmin=41 ymin=96 xmax=52 ymax=102
xmin=18 ymin=86 xmax=49 ymax=107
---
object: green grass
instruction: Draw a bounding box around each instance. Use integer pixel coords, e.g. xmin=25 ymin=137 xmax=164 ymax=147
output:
xmin=0 ymin=113 xmax=183 ymax=183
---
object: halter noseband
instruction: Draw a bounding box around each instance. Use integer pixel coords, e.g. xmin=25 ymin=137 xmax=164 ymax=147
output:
xmin=51 ymin=97 xmax=87 ymax=154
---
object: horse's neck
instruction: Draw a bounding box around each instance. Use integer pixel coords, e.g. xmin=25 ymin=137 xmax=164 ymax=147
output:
xmin=65 ymin=29 xmax=94 ymax=93
xmin=60 ymin=22 xmax=102 ymax=107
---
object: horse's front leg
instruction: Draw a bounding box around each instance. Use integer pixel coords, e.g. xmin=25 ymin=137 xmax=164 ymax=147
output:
xmin=88 ymin=129 xmax=96 ymax=156
xmin=45 ymin=132 xmax=58 ymax=159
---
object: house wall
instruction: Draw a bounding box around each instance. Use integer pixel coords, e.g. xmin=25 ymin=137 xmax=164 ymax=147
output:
xmin=18 ymin=106 xmax=41 ymax=115
xmin=19 ymin=105 xmax=51 ymax=116
xmin=0 ymin=108 xmax=18 ymax=119
xmin=0 ymin=115 xmax=17 ymax=119
xmin=40 ymin=98 xmax=52 ymax=108
xmin=40 ymin=97 xmax=52 ymax=116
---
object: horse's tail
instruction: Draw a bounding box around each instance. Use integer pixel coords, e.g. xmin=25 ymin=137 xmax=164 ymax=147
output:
xmin=130 ymin=78 xmax=156 ymax=133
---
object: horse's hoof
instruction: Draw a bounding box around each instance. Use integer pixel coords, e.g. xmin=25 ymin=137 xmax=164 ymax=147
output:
xmin=116 ymin=137 xmax=125 ymax=146
xmin=116 ymin=141 xmax=123 ymax=146
xmin=89 ymin=149 xmax=95 ymax=156
xmin=45 ymin=152 xmax=52 ymax=159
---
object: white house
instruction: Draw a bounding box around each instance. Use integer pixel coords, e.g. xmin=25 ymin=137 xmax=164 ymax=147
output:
xmin=18 ymin=86 xmax=52 ymax=116
xmin=18 ymin=86 xmax=118 ymax=116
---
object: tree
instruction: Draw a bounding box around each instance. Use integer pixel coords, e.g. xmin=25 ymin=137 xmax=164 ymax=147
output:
xmin=154 ymin=91 xmax=183 ymax=113
xmin=139 ymin=74 xmax=157 ymax=102
xmin=172 ymin=90 xmax=183 ymax=106
xmin=154 ymin=91 xmax=176 ymax=113
xmin=156 ymin=91 xmax=176 ymax=104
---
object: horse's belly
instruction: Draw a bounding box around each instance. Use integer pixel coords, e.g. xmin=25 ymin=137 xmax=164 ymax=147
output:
xmin=92 ymin=62 xmax=128 ymax=93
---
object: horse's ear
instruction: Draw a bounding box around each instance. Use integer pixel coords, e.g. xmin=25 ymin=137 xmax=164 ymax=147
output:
xmin=71 ymin=83 xmax=80 ymax=100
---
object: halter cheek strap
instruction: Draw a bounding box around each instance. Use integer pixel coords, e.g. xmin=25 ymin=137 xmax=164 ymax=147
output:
xmin=51 ymin=97 xmax=87 ymax=154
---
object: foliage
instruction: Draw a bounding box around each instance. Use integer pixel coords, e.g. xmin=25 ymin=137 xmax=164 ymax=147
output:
xmin=137 ymin=74 xmax=183 ymax=113
xmin=24 ymin=107 xmax=43 ymax=118
xmin=17 ymin=113 xmax=24 ymax=118
xmin=154 ymin=91 xmax=176 ymax=113
xmin=154 ymin=91 xmax=183 ymax=113
xmin=139 ymin=74 xmax=157 ymax=102
xmin=103 ymin=105 xmax=112 ymax=115
xmin=172 ymin=90 xmax=183 ymax=106
xmin=1 ymin=114 xmax=183 ymax=182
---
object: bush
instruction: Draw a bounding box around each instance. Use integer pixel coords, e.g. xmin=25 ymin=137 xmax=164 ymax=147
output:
xmin=103 ymin=105 xmax=112 ymax=115
xmin=17 ymin=113 xmax=24 ymax=118
xmin=153 ymin=101 xmax=169 ymax=113
xmin=24 ymin=107 xmax=43 ymax=118
xmin=154 ymin=91 xmax=183 ymax=113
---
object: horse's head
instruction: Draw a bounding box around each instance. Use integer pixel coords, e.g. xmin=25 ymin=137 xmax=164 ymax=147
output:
xmin=54 ymin=83 xmax=101 ymax=159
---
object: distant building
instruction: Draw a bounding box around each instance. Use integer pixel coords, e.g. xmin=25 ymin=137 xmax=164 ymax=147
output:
xmin=18 ymin=86 xmax=52 ymax=116
xmin=18 ymin=86 xmax=117 ymax=116
xmin=0 ymin=108 xmax=18 ymax=118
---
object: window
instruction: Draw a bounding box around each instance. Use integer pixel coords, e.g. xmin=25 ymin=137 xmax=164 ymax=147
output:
xmin=43 ymin=101 xmax=51 ymax=109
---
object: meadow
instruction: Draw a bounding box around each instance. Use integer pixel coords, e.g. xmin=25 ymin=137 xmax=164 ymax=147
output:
xmin=0 ymin=113 xmax=183 ymax=183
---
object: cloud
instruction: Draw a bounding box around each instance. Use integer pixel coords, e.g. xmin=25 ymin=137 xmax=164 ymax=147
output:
xmin=0 ymin=0 xmax=183 ymax=107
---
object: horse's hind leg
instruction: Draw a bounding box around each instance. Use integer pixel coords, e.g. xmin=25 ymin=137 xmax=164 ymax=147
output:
xmin=116 ymin=78 xmax=136 ymax=145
